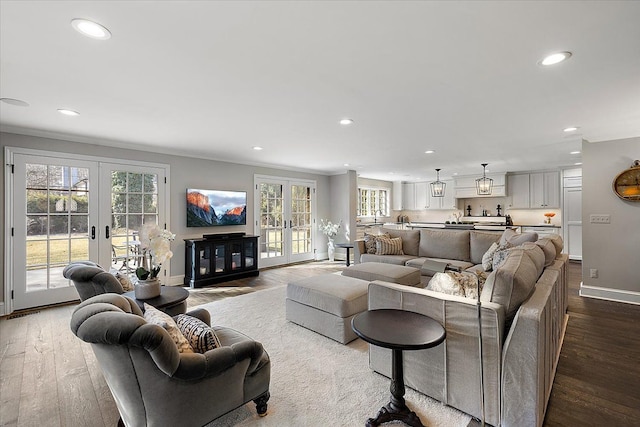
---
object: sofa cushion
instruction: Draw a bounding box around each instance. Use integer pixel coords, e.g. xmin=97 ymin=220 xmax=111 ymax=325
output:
xmin=376 ymin=237 xmax=404 ymax=255
xmin=545 ymin=233 xmax=564 ymax=255
xmin=500 ymin=228 xmax=538 ymax=246
xmin=481 ymin=249 xmax=539 ymax=326
xmin=382 ymin=228 xmax=420 ymax=256
xmin=360 ymin=253 xmax=416 ymax=265
xmin=342 ymin=262 xmax=421 ymax=287
xmin=406 ymin=257 xmax=474 ymax=273
xmin=470 ymin=230 xmax=502 ymax=265
xmin=519 ymin=242 xmax=546 ymax=277
xmin=418 ymin=229 xmax=470 ymax=261
xmin=536 ymin=238 xmax=557 ymax=267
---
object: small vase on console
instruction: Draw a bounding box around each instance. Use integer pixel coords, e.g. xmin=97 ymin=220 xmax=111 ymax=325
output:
xmin=135 ymin=277 xmax=161 ymax=299
xmin=328 ymin=239 xmax=335 ymax=262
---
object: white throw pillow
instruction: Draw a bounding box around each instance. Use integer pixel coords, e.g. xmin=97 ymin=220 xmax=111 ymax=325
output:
xmin=482 ymin=242 xmax=499 ymax=271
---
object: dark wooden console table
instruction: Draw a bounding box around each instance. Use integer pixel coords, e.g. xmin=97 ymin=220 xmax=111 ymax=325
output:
xmin=351 ymin=309 xmax=446 ymax=427
xmin=184 ymin=234 xmax=259 ymax=288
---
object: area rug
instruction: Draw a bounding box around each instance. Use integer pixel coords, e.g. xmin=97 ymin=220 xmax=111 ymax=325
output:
xmin=196 ymin=286 xmax=472 ymax=426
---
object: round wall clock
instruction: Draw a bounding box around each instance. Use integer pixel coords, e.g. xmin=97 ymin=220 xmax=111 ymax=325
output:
xmin=612 ymin=160 xmax=640 ymax=201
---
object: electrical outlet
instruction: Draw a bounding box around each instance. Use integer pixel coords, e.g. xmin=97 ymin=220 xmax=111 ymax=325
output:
xmin=589 ymin=214 xmax=611 ymax=224
xmin=590 ymin=269 xmax=598 ymax=278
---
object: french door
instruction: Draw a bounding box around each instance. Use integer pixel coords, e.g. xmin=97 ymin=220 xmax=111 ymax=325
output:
xmin=254 ymin=176 xmax=316 ymax=268
xmin=6 ymin=148 xmax=168 ymax=312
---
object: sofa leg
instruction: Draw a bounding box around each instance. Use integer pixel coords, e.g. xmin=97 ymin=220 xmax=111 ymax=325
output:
xmin=254 ymin=391 xmax=270 ymax=416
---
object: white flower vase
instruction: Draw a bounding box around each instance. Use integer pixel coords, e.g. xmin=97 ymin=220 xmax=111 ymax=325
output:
xmin=327 ymin=238 xmax=335 ymax=262
xmin=135 ymin=277 xmax=161 ymax=299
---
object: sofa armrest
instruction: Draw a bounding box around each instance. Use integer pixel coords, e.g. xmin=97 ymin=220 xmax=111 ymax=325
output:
xmin=354 ymin=239 xmax=366 ymax=264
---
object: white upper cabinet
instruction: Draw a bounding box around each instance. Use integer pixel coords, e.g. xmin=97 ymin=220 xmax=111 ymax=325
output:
xmin=429 ymin=179 xmax=457 ymax=210
xmin=508 ymin=171 xmax=560 ymax=209
xmin=530 ymin=171 xmax=560 ymax=208
xmin=454 ymin=173 xmax=506 ymax=198
xmin=414 ymin=182 xmax=429 ymax=209
xmin=392 ymin=181 xmax=403 ymax=210
xmin=402 ymin=183 xmax=416 ymax=210
xmin=507 ymin=174 xmax=530 ymax=208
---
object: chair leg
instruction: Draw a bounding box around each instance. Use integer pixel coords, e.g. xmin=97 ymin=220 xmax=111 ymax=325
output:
xmin=254 ymin=391 xmax=270 ymax=417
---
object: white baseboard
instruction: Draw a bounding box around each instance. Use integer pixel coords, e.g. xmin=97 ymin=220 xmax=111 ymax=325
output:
xmin=0 ymin=302 xmax=5 ymax=316
xmin=579 ymin=283 xmax=640 ymax=305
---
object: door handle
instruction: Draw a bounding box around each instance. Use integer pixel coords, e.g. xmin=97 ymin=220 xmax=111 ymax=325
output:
xmin=290 ymin=220 xmax=292 ymax=229
xmin=105 ymin=225 xmax=110 ymax=239
xmin=91 ymin=226 xmax=96 ymax=240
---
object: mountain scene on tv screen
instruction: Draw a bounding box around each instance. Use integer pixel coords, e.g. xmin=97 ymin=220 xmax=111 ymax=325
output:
xmin=187 ymin=190 xmax=246 ymax=227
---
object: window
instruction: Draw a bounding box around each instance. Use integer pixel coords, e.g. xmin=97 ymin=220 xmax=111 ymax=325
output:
xmin=358 ymin=188 xmax=389 ymax=217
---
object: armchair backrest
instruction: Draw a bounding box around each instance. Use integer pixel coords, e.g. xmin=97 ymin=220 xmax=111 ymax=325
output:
xmin=63 ymin=261 xmax=124 ymax=301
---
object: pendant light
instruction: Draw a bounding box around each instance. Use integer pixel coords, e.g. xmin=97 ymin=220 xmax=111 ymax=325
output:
xmin=430 ymin=168 xmax=446 ymax=197
xmin=476 ymin=163 xmax=493 ymax=195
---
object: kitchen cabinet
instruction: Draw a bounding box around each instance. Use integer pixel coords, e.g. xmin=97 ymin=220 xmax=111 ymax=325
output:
xmin=429 ymin=180 xmax=457 ymax=210
xmin=507 ymin=174 xmax=530 ymax=208
xmin=507 ymin=171 xmax=560 ymax=209
xmin=530 ymin=171 xmax=560 ymax=208
xmin=392 ymin=181 xmax=403 ymax=211
xmin=402 ymin=183 xmax=416 ymax=210
xmin=521 ymin=226 xmax=561 ymax=238
xmin=454 ymin=173 xmax=506 ymax=198
xmin=415 ymin=182 xmax=429 ymax=209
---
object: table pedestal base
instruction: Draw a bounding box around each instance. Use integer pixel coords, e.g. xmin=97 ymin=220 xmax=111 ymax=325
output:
xmin=366 ymin=399 xmax=424 ymax=427
xmin=366 ymin=348 xmax=424 ymax=427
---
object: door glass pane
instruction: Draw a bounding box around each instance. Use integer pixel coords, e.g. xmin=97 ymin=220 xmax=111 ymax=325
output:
xmin=291 ymin=185 xmax=312 ymax=255
xmin=109 ymin=171 xmax=159 ymax=272
xmin=260 ymin=183 xmax=284 ymax=259
xmin=25 ymin=164 xmax=90 ymax=292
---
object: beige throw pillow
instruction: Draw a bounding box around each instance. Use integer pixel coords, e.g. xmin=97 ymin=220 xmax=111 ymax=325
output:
xmin=143 ymin=303 xmax=194 ymax=353
xmin=376 ymin=237 xmax=404 ymax=255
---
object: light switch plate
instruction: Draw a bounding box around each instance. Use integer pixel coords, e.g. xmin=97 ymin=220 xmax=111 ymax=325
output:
xmin=589 ymin=214 xmax=610 ymax=224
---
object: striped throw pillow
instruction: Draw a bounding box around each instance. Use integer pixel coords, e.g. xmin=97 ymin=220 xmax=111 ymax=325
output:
xmin=376 ymin=237 xmax=404 ymax=255
xmin=175 ymin=314 xmax=222 ymax=353
xmin=364 ymin=232 xmax=390 ymax=254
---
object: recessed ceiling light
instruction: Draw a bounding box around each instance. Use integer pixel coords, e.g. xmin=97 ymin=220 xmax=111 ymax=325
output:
xmin=339 ymin=118 xmax=354 ymax=125
xmin=539 ymin=51 xmax=572 ymax=66
xmin=563 ymin=126 xmax=579 ymax=132
xmin=58 ymin=109 xmax=80 ymax=116
xmin=0 ymin=97 xmax=29 ymax=107
xmin=425 ymin=150 xmax=435 ymax=154
xmin=252 ymin=146 xmax=263 ymax=151
xmin=453 ymin=172 xmax=458 ymax=176
xmin=344 ymin=163 xmax=350 ymax=167
xmin=574 ymin=162 xmax=582 ymax=166
xmin=570 ymin=151 xmax=581 ymax=155
xmin=71 ymin=18 xmax=111 ymax=40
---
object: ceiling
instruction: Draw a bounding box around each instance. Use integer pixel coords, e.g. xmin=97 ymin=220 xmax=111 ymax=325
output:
xmin=1 ymin=1 xmax=639 ymax=182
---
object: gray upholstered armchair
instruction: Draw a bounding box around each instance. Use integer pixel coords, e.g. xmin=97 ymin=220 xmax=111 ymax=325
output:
xmin=63 ymin=261 xmax=124 ymax=301
xmin=70 ymin=294 xmax=271 ymax=427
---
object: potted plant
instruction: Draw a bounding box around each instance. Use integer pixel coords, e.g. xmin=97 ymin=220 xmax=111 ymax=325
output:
xmin=319 ymin=219 xmax=341 ymax=262
xmin=135 ymin=224 xmax=175 ymax=299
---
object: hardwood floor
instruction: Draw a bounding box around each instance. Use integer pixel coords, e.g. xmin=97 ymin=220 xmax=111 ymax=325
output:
xmin=1 ymin=260 xmax=638 ymax=426
xmin=543 ymin=261 xmax=640 ymax=426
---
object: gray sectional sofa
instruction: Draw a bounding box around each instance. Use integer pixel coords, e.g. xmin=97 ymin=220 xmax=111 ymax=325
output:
xmin=360 ymin=228 xmax=568 ymax=427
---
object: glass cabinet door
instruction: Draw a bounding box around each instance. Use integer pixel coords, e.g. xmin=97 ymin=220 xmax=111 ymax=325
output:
xmin=244 ymin=239 xmax=255 ymax=268
xmin=214 ymin=243 xmax=226 ymax=273
xmin=198 ymin=246 xmax=211 ymax=276
xmin=230 ymin=242 xmax=242 ymax=270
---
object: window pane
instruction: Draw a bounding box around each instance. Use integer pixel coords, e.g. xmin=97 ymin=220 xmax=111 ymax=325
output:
xmin=143 ymin=174 xmax=158 ymax=193
xmin=129 ymin=173 xmax=143 ymax=192
xmin=27 ymin=190 xmax=48 ymax=213
xmin=26 ymin=164 xmax=48 ymax=188
xmin=128 ymin=194 xmax=143 ymax=213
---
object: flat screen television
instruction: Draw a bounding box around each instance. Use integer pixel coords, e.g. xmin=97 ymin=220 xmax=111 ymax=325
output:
xmin=187 ymin=188 xmax=247 ymax=227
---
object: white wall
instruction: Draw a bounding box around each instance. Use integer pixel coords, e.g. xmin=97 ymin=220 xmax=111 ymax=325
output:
xmin=1 ymin=132 xmax=332 ymax=303
xmin=581 ymin=136 xmax=640 ymax=304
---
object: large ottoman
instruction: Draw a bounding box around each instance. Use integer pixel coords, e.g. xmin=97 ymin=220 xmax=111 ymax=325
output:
xmin=286 ymin=274 xmax=369 ymax=344
xmin=341 ymin=262 xmax=421 ymax=287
